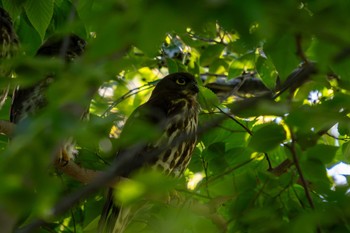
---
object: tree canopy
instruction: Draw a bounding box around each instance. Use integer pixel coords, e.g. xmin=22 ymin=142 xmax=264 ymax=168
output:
xmin=1 ymin=0 xmax=350 ymax=232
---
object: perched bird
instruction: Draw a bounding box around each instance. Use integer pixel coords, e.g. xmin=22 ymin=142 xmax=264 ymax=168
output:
xmin=10 ymin=34 xmax=86 ymax=162
xmin=10 ymin=34 xmax=86 ymax=123
xmin=99 ymin=72 xmax=200 ymax=233
xmin=0 ymin=7 xmax=18 ymax=59
xmin=0 ymin=7 xmax=18 ymax=109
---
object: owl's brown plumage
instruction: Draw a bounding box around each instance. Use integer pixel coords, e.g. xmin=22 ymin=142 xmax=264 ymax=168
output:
xmin=10 ymin=34 xmax=86 ymax=163
xmin=99 ymin=72 xmax=200 ymax=233
xmin=10 ymin=34 xmax=86 ymax=123
xmin=0 ymin=7 xmax=18 ymax=58
xmin=0 ymin=7 xmax=18 ymax=109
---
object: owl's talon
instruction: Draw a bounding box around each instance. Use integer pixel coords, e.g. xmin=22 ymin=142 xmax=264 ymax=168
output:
xmin=61 ymin=158 xmax=69 ymax=167
xmin=56 ymin=149 xmax=70 ymax=167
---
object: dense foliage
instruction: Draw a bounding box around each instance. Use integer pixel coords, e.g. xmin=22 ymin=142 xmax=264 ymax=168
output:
xmin=1 ymin=0 xmax=350 ymax=232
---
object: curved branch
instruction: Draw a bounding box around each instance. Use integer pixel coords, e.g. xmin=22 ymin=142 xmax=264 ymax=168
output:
xmin=56 ymin=160 xmax=120 ymax=187
xmin=269 ymin=159 xmax=293 ymax=176
xmin=17 ymin=113 xmax=230 ymax=233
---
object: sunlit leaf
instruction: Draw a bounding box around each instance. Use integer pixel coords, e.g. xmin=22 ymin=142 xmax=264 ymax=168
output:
xmin=115 ymin=179 xmax=146 ymax=204
xmin=198 ymin=86 xmax=220 ymax=111
xmin=200 ymin=44 xmax=225 ymax=67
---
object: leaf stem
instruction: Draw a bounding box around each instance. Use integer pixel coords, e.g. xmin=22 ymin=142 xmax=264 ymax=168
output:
xmin=289 ymin=132 xmax=315 ymax=209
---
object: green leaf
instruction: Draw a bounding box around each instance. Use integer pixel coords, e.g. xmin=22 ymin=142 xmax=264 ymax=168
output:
xmin=51 ymin=0 xmax=85 ymax=36
xmin=300 ymin=160 xmax=325 ymax=181
xmin=300 ymin=159 xmax=330 ymax=192
xmin=114 ymin=170 xmax=178 ymax=205
xmin=136 ymin=4 xmax=186 ymax=55
xmin=166 ymin=58 xmax=178 ymax=73
xmin=76 ymin=0 xmax=94 ymax=23
xmin=331 ymin=58 xmax=350 ymax=81
xmin=249 ymin=123 xmax=286 ymax=152
xmin=16 ymin=13 xmax=46 ymax=55
xmin=209 ymin=58 xmax=229 ymax=74
xmin=200 ymin=44 xmax=225 ymax=67
xmin=198 ymin=86 xmax=220 ymax=111
xmin=202 ymin=142 xmax=228 ymax=174
xmin=256 ymin=55 xmax=278 ymax=89
xmin=305 ymin=144 xmax=338 ymax=164
xmin=264 ymin=34 xmax=300 ymax=81
xmin=286 ymin=104 xmax=342 ymax=134
xmin=114 ymin=179 xmax=146 ymax=204
xmin=2 ymin=0 xmax=23 ymax=19
xmin=208 ymin=174 xmax=236 ymax=197
xmin=228 ymin=63 xmax=243 ymax=79
xmin=24 ymin=0 xmax=54 ymax=39
xmin=312 ymin=39 xmax=339 ymax=72
xmin=225 ymin=147 xmax=253 ymax=166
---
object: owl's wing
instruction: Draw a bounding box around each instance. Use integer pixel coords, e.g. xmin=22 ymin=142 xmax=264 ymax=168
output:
xmin=118 ymin=101 xmax=166 ymax=147
xmin=99 ymin=73 xmax=200 ymax=233
xmin=98 ymin=99 xmax=168 ymax=233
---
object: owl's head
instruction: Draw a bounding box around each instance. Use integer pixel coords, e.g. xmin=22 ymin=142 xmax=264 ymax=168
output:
xmin=36 ymin=34 xmax=86 ymax=61
xmin=151 ymin=72 xmax=199 ymax=99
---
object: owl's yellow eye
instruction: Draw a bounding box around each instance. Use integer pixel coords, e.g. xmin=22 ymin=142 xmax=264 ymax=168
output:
xmin=176 ymin=78 xmax=186 ymax=85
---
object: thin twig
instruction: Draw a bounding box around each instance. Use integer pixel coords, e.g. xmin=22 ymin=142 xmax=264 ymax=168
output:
xmin=187 ymin=31 xmax=227 ymax=45
xmin=264 ymin=152 xmax=273 ymax=171
xmin=199 ymin=142 xmax=210 ymax=197
xmin=273 ymin=62 xmax=316 ymax=99
xmin=203 ymin=158 xmax=255 ymax=187
xmin=289 ymin=132 xmax=315 ymax=209
xmin=216 ymin=107 xmax=273 ymax=170
xmin=16 ymin=113 xmax=228 ymax=233
xmin=101 ymin=82 xmax=156 ymax=117
xmin=201 ymin=73 xmax=228 ymax=78
xmin=216 ymin=106 xmax=253 ymax=135
xmin=326 ymin=132 xmax=350 ymax=141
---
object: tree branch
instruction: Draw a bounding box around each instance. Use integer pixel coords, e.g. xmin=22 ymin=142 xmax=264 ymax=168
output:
xmin=55 ymin=160 xmax=121 ymax=187
xmin=269 ymin=159 xmax=293 ymax=176
xmin=16 ymin=114 xmax=229 ymax=233
xmin=10 ymin=62 xmax=323 ymax=232
xmin=216 ymin=106 xmax=253 ymax=135
xmin=0 ymin=120 xmax=121 ymax=187
xmin=273 ymin=62 xmax=317 ymax=99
